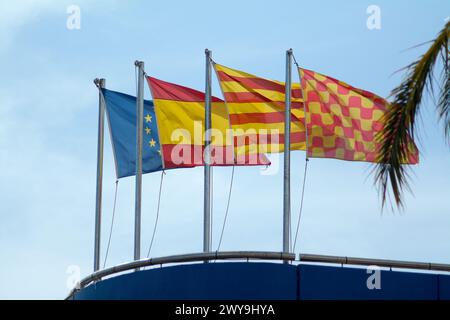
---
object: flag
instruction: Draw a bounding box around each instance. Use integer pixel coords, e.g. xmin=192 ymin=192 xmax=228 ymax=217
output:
xmin=102 ymin=89 xmax=163 ymax=178
xmin=147 ymin=76 xmax=270 ymax=167
xmin=214 ymin=63 xmax=306 ymax=156
xmin=299 ymin=68 xmax=419 ymax=163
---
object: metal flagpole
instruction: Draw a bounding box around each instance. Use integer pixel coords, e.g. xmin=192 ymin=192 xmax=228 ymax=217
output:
xmin=283 ymin=49 xmax=293 ymax=256
xmin=204 ymin=49 xmax=212 ymax=257
xmin=93 ymin=78 xmax=105 ymax=272
xmin=292 ymin=53 xmax=310 ymax=254
xmin=134 ymin=61 xmax=145 ymax=263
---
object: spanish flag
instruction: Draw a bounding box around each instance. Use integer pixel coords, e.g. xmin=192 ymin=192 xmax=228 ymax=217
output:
xmin=299 ymin=68 xmax=419 ymax=164
xmin=214 ymin=63 xmax=306 ymax=156
xmin=147 ymin=76 xmax=270 ymax=168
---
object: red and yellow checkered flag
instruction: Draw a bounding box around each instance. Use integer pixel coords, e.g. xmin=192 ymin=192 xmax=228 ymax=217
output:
xmin=299 ymin=68 xmax=419 ymax=164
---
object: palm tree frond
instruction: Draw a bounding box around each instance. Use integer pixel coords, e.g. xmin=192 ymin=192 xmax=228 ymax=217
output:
xmin=439 ymin=36 xmax=450 ymax=140
xmin=376 ymin=21 xmax=450 ymax=208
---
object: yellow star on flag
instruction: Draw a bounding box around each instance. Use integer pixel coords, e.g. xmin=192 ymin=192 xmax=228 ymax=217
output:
xmin=145 ymin=114 xmax=152 ymax=123
xmin=145 ymin=127 xmax=151 ymax=135
xmin=149 ymin=139 xmax=156 ymax=147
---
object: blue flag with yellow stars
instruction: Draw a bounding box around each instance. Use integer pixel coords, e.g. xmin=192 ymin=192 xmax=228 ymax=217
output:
xmin=102 ymin=88 xmax=163 ymax=178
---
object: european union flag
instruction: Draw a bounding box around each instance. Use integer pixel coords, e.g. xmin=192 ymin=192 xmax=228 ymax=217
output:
xmin=102 ymin=89 xmax=163 ymax=178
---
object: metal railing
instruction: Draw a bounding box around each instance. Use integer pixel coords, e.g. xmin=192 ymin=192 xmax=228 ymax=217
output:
xmin=67 ymin=251 xmax=295 ymax=299
xmin=300 ymin=253 xmax=450 ymax=272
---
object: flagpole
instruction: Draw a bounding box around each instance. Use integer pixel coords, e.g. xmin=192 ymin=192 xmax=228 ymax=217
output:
xmin=204 ymin=49 xmax=212 ymax=258
xmin=134 ymin=60 xmax=145 ymax=263
xmin=283 ymin=49 xmax=293 ymax=256
xmin=93 ymin=78 xmax=105 ymax=272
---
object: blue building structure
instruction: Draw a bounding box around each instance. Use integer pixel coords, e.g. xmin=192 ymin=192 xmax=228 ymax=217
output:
xmin=69 ymin=252 xmax=450 ymax=300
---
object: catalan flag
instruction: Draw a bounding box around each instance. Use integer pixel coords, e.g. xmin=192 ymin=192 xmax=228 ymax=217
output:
xmin=214 ymin=63 xmax=306 ymax=156
xmin=298 ymin=68 xmax=419 ymax=164
xmin=147 ymin=76 xmax=270 ymax=167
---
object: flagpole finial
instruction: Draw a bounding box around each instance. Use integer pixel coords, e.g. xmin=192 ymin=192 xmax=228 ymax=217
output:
xmin=134 ymin=60 xmax=144 ymax=67
xmin=94 ymin=78 xmax=105 ymax=88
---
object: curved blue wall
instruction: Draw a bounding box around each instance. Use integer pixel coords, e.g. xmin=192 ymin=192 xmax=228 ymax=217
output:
xmin=72 ymin=262 xmax=450 ymax=300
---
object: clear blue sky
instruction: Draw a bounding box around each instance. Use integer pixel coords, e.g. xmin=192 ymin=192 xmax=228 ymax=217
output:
xmin=0 ymin=0 xmax=448 ymax=299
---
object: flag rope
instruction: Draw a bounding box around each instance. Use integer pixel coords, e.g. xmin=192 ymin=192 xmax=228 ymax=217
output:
xmin=216 ymin=166 xmax=235 ymax=253
xmin=103 ymin=180 xmax=119 ymax=268
xmin=293 ymin=158 xmax=309 ymax=252
xmin=210 ymin=167 xmax=214 ymax=248
xmin=147 ymin=171 xmax=165 ymax=258
xmin=292 ymin=53 xmax=300 ymax=69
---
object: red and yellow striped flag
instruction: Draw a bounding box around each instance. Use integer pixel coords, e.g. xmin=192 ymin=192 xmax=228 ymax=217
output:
xmin=214 ymin=63 xmax=306 ymax=156
xmin=147 ymin=76 xmax=270 ymax=167
xmin=299 ymin=68 xmax=419 ymax=164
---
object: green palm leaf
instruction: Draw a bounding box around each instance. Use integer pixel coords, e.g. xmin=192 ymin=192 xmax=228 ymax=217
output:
xmin=376 ymin=21 xmax=450 ymax=209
